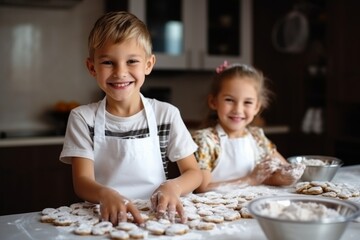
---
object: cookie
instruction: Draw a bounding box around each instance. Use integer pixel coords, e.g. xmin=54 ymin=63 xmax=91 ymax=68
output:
xmin=41 ymin=208 xmax=56 ymax=215
xmin=195 ymin=221 xmax=216 ymax=231
xmin=92 ymin=221 xmax=113 ymax=235
xmin=57 ymin=206 xmax=73 ymax=213
xmin=295 ymin=181 xmax=310 ymax=193
xmin=116 ymin=222 xmax=138 ymax=232
xmin=53 ymin=215 xmax=74 ymax=226
xmin=197 ymin=208 xmax=213 ymax=216
xmin=165 ymin=223 xmax=189 ymax=236
xmin=222 ymin=210 xmax=241 ymax=221
xmin=306 ymin=186 xmax=323 ymax=195
xmin=203 ymin=215 xmax=224 ymax=223
xmin=110 ymin=230 xmax=130 ymax=240
xmin=186 ymin=212 xmax=201 ymax=221
xmin=240 ymin=207 xmax=252 ymax=218
xmin=187 ymin=219 xmax=201 ymax=229
xmin=72 ymin=208 xmax=92 ymax=216
xmin=145 ymin=220 xmax=167 ymax=235
xmin=128 ymin=228 xmax=148 ymax=239
xmin=74 ymin=223 xmax=92 ymax=235
xmin=322 ymin=191 xmax=337 ymax=198
xmin=40 ymin=214 xmax=55 ymax=223
xmin=81 ymin=215 xmax=100 ymax=225
xmin=70 ymin=202 xmax=85 ymax=210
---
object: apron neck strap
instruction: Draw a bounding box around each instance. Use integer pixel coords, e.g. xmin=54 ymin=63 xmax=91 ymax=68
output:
xmin=94 ymin=94 xmax=157 ymax=138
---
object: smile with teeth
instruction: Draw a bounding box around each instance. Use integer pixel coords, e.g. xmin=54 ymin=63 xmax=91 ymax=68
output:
xmin=110 ymin=82 xmax=132 ymax=87
xmin=230 ymin=116 xmax=245 ymax=121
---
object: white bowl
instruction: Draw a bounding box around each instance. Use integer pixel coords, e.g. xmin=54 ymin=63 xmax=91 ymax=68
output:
xmin=248 ymin=195 xmax=360 ymax=240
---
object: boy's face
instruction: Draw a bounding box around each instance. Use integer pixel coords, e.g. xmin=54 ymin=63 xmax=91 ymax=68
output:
xmin=86 ymin=38 xmax=155 ymax=108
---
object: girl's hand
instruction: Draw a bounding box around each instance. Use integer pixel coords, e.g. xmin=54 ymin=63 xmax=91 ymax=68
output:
xmin=264 ymin=163 xmax=306 ymax=186
xmin=248 ymin=157 xmax=282 ymax=185
xmin=150 ymin=180 xmax=186 ymax=223
xmin=98 ymin=188 xmax=143 ymax=225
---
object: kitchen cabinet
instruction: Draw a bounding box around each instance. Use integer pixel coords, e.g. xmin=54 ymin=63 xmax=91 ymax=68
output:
xmin=326 ymin=0 xmax=360 ymax=165
xmin=0 ymin=145 xmax=80 ymax=215
xmin=327 ymin=0 xmax=360 ymax=103
xmin=126 ymin=0 xmax=252 ymax=70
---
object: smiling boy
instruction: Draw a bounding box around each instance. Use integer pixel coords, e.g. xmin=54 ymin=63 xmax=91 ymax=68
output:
xmin=60 ymin=11 xmax=202 ymax=225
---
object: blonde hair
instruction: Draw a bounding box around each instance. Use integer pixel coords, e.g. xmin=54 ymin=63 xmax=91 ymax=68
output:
xmin=88 ymin=11 xmax=152 ymax=59
xmin=202 ymin=63 xmax=273 ymax=128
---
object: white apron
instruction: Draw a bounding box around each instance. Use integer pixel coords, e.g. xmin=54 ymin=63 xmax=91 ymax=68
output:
xmin=211 ymin=125 xmax=256 ymax=183
xmin=93 ymin=94 xmax=166 ymax=200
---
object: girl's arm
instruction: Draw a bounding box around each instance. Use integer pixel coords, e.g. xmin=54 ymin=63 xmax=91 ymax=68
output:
xmin=71 ymin=157 xmax=143 ymax=225
xmin=195 ymin=160 xmax=274 ymax=193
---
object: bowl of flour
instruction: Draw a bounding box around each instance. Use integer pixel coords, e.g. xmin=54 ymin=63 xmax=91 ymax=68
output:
xmin=287 ymin=155 xmax=343 ymax=181
xmin=248 ymin=195 xmax=360 ymax=240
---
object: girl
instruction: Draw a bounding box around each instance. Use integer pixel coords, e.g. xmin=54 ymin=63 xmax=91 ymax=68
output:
xmin=192 ymin=61 xmax=304 ymax=193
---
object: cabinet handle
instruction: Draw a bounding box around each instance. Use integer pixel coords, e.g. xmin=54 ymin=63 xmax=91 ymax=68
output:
xmin=186 ymin=50 xmax=192 ymax=69
xmin=199 ymin=50 xmax=205 ymax=69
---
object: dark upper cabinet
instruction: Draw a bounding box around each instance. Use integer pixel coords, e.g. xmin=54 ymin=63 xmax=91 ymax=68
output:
xmin=107 ymin=0 xmax=253 ymax=70
xmin=327 ymin=0 xmax=360 ymax=103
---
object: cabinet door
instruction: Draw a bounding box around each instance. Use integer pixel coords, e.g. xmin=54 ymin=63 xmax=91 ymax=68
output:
xmin=129 ymin=0 xmax=252 ymax=70
xmin=197 ymin=0 xmax=253 ymax=70
xmin=328 ymin=0 xmax=360 ymax=103
xmin=129 ymin=0 xmax=188 ymax=69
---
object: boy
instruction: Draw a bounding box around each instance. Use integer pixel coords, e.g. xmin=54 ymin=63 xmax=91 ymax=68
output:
xmin=60 ymin=11 xmax=202 ymax=225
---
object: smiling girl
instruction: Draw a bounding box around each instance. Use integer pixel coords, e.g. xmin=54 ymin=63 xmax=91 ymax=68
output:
xmin=192 ymin=61 xmax=305 ymax=193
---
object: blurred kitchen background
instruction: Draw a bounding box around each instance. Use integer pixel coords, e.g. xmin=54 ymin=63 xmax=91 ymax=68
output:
xmin=0 ymin=0 xmax=359 ymax=215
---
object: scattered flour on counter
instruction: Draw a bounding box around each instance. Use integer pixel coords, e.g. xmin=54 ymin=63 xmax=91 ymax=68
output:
xmin=155 ymin=232 xmax=203 ymax=240
xmin=258 ymin=201 xmax=341 ymax=221
xmin=207 ymin=224 xmax=243 ymax=236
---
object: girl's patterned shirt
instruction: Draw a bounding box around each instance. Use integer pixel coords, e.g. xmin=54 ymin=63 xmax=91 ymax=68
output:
xmin=191 ymin=126 xmax=277 ymax=171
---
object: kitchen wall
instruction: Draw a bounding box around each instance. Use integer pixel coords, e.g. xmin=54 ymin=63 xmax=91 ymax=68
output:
xmin=0 ymin=0 xmax=214 ymax=133
xmin=0 ymin=0 xmax=104 ymax=132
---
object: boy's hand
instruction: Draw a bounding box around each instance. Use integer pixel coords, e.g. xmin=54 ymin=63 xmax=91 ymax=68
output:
xmin=99 ymin=188 xmax=143 ymax=225
xmin=150 ymin=180 xmax=186 ymax=223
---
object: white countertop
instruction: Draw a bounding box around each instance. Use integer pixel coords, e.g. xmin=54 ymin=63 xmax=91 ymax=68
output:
xmin=0 ymin=165 xmax=359 ymax=240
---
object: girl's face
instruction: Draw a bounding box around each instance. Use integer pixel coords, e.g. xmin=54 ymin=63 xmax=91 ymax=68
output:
xmin=209 ymin=76 xmax=261 ymax=138
xmin=86 ymin=38 xmax=155 ymax=115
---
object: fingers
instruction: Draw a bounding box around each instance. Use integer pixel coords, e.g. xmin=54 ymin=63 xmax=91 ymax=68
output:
xmin=151 ymin=190 xmax=184 ymax=223
xmin=99 ymin=198 xmax=143 ymax=225
xmin=176 ymin=204 xmax=187 ymax=223
xmin=127 ymin=203 xmax=144 ymax=224
xmin=150 ymin=191 xmax=159 ymax=211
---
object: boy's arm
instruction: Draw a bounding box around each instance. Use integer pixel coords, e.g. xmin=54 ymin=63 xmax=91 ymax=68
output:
xmin=71 ymin=157 xmax=143 ymax=225
xmin=174 ymin=154 xmax=203 ymax=195
xmin=151 ymin=154 xmax=202 ymax=223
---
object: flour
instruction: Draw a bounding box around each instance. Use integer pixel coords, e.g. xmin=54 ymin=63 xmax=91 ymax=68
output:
xmin=258 ymin=201 xmax=341 ymax=221
xmin=302 ymin=158 xmax=327 ymax=166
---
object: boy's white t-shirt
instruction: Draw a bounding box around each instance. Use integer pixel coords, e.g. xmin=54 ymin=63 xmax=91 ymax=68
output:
xmin=60 ymin=97 xmax=197 ymax=179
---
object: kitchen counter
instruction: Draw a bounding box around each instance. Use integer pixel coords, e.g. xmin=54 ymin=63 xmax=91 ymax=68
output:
xmin=0 ymin=165 xmax=359 ymax=240
xmin=0 ymin=125 xmax=290 ymax=148
xmin=0 ymin=136 xmax=64 ymax=147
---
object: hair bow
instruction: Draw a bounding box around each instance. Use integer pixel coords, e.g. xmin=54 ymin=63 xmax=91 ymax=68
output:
xmin=216 ymin=60 xmax=229 ymax=74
